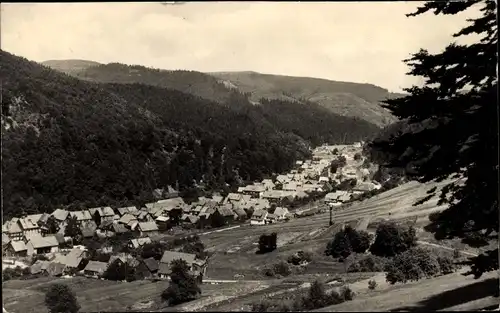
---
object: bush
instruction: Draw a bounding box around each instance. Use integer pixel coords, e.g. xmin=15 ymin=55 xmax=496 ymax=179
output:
xmin=385 ymin=247 xmax=440 ymax=284
xmin=251 ymin=300 xmax=272 ymax=312
xmin=437 ymin=256 xmax=456 ymax=275
xmin=45 ymin=283 xmax=80 ymax=313
xmin=273 ymin=261 xmax=292 ymax=277
xmin=369 ymin=222 xmax=417 ymax=257
xmin=461 ymin=231 xmax=490 ymax=247
xmin=262 ymin=267 xmax=275 ymax=277
xmin=325 ymin=226 xmax=372 ymax=258
xmin=258 ymin=233 xmax=277 ymax=253
xmin=368 ymin=279 xmax=377 ymax=290
xmin=347 ymin=254 xmax=388 ymax=272
xmin=340 ymin=286 xmax=355 ymax=301
xmin=287 ymin=250 xmax=313 ymax=265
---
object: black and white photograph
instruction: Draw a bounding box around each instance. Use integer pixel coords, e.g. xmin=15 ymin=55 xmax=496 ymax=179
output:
xmin=1 ymin=1 xmax=498 ymax=312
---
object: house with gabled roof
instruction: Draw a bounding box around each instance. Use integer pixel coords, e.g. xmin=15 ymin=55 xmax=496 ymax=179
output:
xmin=217 ymin=205 xmax=235 ymax=224
xmin=137 ymin=210 xmax=152 ymax=222
xmin=192 ymin=205 xmax=204 ymax=215
xmin=241 ymin=185 xmax=266 ymax=198
xmin=262 ymin=179 xmax=275 ymax=191
xmin=143 ymin=257 xmax=159 ymax=274
xmin=6 ymin=240 xmax=27 ymax=257
xmin=112 ymin=223 xmax=129 ymax=234
xmin=5 ymin=221 xmax=23 ymax=241
xmin=84 ymin=261 xmax=108 ymax=278
xmin=282 ymin=182 xmax=299 ymax=192
xmin=241 ymin=194 xmax=252 ymax=204
xmin=156 ymin=197 xmax=186 ymax=209
xmin=181 ymin=214 xmax=199 ymax=225
xmin=276 ymin=175 xmax=290 ymax=184
xmin=26 ymin=214 xmax=44 ymax=224
xmin=26 ymin=235 xmax=59 ymax=256
xmin=116 ymin=206 xmax=138 ymax=217
xmin=69 ymin=210 xmax=92 ymax=226
xmin=224 ymin=193 xmax=243 ymax=204
xmin=272 ymin=207 xmax=289 ymax=220
xmin=47 ymin=262 xmax=66 ymax=277
xmin=232 ymin=206 xmax=248 ymax=221
xmin=250 ymin=209 xmax=268 ymax=225
xmin=31 ymin=260 xmax=50 ymax=275
xmin=53 ymin=248 xmax=86 ymax=271
xmin=137 ymin=222 xmax=159 ymax=237
xmin=158 ymin=251 xmax=197 ymax=279
xmin=51 ymin=209 xmax=69 ymax=225
xmin=95 ymin=207 xmax=116 ymax=223
xmin=128 ymin=237 xmax=152 ymax=249
xmin=119 ymin=214 xmax=137 ymax=226
xmin=18 ymin=216 xmax=41 ymax=237
xmin=211 ymin=195 xmax=224 ymax=203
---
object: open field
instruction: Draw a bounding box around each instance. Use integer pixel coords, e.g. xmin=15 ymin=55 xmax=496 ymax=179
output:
xmin=202 ymin=179 xmax=467 ymax=281
xmin=3 ymin=277 xmax=170 ymax=313
xmin=313 ymin=269 xmax=499 ymax=312
xmin=2 ymin=276 xmax=270 ymax=313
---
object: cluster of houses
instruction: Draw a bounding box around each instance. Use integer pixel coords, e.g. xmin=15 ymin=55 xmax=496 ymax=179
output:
xmin=320 ymin=144 xmax=382 ymax=207
xmin=26 ymin=244 xmax=206 ymax=281
xmin=2 ymin=143 xmax=380 ymax=277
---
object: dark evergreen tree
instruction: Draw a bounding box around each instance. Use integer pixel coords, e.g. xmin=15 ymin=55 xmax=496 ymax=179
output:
xmin=44 ymin=215 xmax=60 ymax=234
xmin=64 ymin=216 xmax=83 ymax=243
xmin=368 ymin=1 xmax=498 ymax=277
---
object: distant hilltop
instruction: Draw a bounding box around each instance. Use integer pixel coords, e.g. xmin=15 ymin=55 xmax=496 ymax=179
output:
xmin=42 ymin=59 xmax=102 ymax=75
xmin=42 ymin=59 xmax=403 ymax=127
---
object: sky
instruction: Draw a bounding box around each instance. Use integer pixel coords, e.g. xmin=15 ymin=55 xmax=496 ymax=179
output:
xmin=1 ymin=1 xmax=481 ymax=92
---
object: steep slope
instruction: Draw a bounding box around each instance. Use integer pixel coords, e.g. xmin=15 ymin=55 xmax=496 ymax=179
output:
xmin=1 ymin=51 xmax=312 ymax=218
xmin=257 ymin=98 xmax=379 ymax=147
xmin=41 ymin=59 xmax=101 ymax=75
xmin=209 ymin=71 xmax=402 ymax=127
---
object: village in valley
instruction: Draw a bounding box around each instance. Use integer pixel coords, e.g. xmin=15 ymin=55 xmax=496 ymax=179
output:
xmin=2 ymin=1 xmax=498 ymax=312
xmin=2 ymin=142 xmax=382 ymax=282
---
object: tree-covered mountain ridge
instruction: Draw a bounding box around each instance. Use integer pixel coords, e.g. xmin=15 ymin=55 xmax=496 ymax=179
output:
xmin=42 ymin=60 xmax=402 ymax=127
xmin=2 ymin=50 xmax=378 ymax=218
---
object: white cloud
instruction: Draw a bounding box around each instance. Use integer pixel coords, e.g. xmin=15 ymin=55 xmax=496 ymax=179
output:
xmin=1 ymin=2 xmax=481 ymax=92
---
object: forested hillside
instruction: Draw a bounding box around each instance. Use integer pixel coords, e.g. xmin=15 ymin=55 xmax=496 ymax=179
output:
xmin=257 ymin=98 xmax=379 ymax=147
xmin=44 ymin=60 xmax=401 ymax=127
xmin=1 ymin=51 xmax=308 ymax=218
xmin=210 ymin=71 xmax=403 ymax=127
xmin=44 ymin=62 xmax=234 ymax=104
xmin=2 ymin=51 xmax=378 ymax=219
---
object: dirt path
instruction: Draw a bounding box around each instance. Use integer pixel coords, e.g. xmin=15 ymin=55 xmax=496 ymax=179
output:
xmin=416 ymin=240 xmax=478 ymax=257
